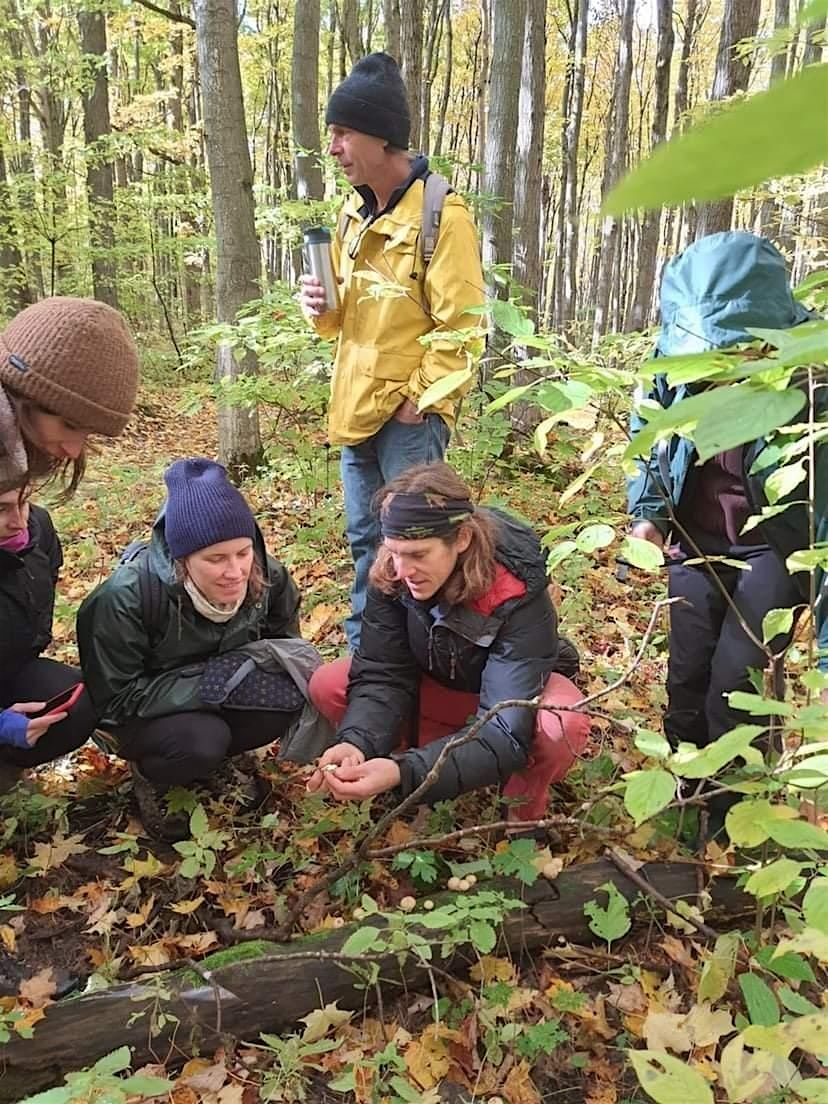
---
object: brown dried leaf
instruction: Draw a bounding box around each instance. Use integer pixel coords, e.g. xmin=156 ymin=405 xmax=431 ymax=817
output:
xmin=19 ymin=967 xmax=57 ymax=1009
xmin=502 ymin=1059 xmax=542 ymax=1104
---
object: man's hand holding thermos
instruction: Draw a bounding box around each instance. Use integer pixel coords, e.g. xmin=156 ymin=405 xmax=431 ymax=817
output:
xmin=299 ymin=226 xmax=340 ymax=319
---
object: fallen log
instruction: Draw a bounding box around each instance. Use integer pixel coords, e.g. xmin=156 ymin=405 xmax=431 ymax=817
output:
xmin=0 ymin=859 xmax=749 ymax=1101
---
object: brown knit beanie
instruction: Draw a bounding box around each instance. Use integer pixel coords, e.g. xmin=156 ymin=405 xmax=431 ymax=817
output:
xmin=0 ymin=297 xmax=139 ymax=436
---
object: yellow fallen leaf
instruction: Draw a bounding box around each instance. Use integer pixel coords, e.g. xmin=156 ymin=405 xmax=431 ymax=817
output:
xmin=126 ymin=893 xmax=156 ymax=928
xmin=169 ymin=896 xmax=204 ymax=915
xmin=405 ymin=1031 xmax=450 ymax=1090
xmin=0 ymin=924 xmax=16 ymax=952
xmin=0 ymin=852 xmax=18 ymax=889
xmin=502 ymin=1059 xmax=542 ymax=1104
xmin=29 ymin=833 xmax=88 ymax=874
xmin=300 ymin=1001 xmax=353 ymax=1043
xmin=469 ymin=955 xmax=517 ymax=985
xmin=128 ymin=941 xmax=172 ymax=966
xmin=119 ymin=851 xmax=167 ymax=889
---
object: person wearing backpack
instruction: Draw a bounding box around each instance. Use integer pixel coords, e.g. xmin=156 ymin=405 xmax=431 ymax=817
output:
xmin=627 ymin=231 xmax=824 ymax=840
xmin=0 ymin=480 xmax=98 ymax=792
xmin=77 ymin=458 xmax=303 ymax=841
xmin=298 ymin=52 xmax=485 ymax=650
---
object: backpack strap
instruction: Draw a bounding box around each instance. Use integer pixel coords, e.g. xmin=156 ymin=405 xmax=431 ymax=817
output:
xmin=136 ymin=555 xmax=167 ymax=647
xmin=421 ymin=172 xmax=451 ymax=267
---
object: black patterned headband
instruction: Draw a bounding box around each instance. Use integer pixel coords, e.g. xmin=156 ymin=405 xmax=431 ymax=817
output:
xmin=380 ymin=492 xmax=475 ymax=540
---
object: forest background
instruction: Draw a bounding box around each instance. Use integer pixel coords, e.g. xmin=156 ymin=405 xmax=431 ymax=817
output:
xmin=1 ymin=2 xmax=828 ymax=1104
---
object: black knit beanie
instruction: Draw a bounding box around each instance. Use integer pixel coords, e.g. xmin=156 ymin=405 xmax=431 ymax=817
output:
xmin=325 ymin=52 xmax=411 ymax=149
xmin=163 ymin=458 xmax=256 ymax=560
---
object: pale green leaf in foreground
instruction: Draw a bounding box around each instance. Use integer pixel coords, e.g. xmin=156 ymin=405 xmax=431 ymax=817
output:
xmin=627 ymin=1050 xmax=713 ymax=1104
xmin=620 ymin=535 xmax=664 ymax=574
xmin=744 ymin=858 xmax=803 ymax=899
xmin=416 ymin=366 xmax=473 ymax=412
xmin=604 ymin=64 xmax=828 ymax=215
xmin=623 ymin=769 xmax=676 ymax=826
xmin=761 ymin=607 xmax=796 ymax=645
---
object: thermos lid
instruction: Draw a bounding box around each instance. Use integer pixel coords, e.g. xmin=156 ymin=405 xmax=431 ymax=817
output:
xmin=303 ymin=226 xmax=332 ymax=244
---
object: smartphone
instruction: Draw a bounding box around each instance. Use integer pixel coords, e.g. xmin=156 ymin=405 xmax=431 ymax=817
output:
xmin=31 ymin=682 xmax=85 ymax=719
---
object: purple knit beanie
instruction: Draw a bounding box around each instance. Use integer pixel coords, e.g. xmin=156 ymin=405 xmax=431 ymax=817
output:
xmin=163 ymin=458 xmax=256 ymax=560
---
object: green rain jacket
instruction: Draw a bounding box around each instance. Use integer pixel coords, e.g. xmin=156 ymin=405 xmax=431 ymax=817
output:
xmin=77 ymin=511 xmax=300 ymax=729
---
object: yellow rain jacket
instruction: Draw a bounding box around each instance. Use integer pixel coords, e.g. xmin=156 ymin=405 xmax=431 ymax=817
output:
xmin=312 ymin=174 xmax=485 ymax=446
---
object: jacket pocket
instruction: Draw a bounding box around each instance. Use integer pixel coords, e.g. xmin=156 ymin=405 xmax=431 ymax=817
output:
xmin=352 ymin=344 xmax=422 ymax=382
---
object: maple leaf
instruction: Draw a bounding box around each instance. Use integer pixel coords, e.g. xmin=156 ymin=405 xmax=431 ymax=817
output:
xmin=169 ymin=896 xmax=205 ymax=915
xmin=502 ymin=1059 xmax=542 ymax=1104
xmin=18 ymin=966 xmax=57 ymax=1009
xmin=128 ymin=941 xmax=172 ymax=966
xmin=28 ymin=832 xmax=88 ymax=873
xmin=469 ymin=955 xmax=517 ymax=985
xmin=126 ymin=893 xmax=156 ymax=928
xmin=119 ymin=851 xmax=168 ymax=889
xmin=0 ymin=924 xmax=16 ymax=952
xmin=300 ymin=1001 xmax=353 ymax=1043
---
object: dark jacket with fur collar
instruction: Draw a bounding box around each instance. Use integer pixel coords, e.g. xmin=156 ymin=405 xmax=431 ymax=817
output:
xmin=338 ymin=509 xmax=575 ymax=802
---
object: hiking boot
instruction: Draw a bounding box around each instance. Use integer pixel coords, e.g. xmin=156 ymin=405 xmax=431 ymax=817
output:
xmin=131 ymin=764 xmax=189 ymax=843
xmin=0 ymin=760 xmax=23 ymax=796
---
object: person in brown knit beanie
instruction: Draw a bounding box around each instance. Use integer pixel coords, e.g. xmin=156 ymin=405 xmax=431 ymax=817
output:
xmin=0 ymin=297 xmax=139 ymax=496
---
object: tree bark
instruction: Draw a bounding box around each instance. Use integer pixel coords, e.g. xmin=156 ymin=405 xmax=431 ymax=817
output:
xmin=558 ymin=0 xmax=589 ymax=332
xmin=513 ymin=0 xmax=546 ymax=311
xmin=592 ymin=0 xmax=635 ymax=343
xmin=432 ymin=0 xmax=452 ymax=157
xmin=0 ymin=860 xmax=750 ymax=1103
xmin=78 ymin=8 xmax=118 ymax=308
xmin=694 ymin=0 xmax=761 ymax=239
xmin=339 ymin=0 xmax=362 ymax=66
xmin=0 ymin=142 xmax=31 ymax=311
xmin=399 ymin=0 xmax=424 ymax=150
xmin=193 ymin=0 xmax=263 ymax=474
xmin=291 ymin=0 xmax=325 ymax=200
xmin=382 ymin=0 xmax=401 ymax=60
xmin=481 ymin=0 xmax=526 ymax=294
xmin=628 ymin=0 xmax=674 ymax=331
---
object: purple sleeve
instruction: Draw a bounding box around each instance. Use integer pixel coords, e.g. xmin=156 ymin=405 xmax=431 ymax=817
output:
xmin=0 ymin=709 xmax=30 ymax=749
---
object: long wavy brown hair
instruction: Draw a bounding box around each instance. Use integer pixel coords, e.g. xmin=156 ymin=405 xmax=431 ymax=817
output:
xmin=369 ymin=462 xmax=498 ymax=606
xmin=8 ymin=392 xmax=87 ymax=500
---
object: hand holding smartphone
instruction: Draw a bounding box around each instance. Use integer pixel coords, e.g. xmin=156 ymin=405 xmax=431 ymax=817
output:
xmin=30 ymin=682 xmax=85 ymax=719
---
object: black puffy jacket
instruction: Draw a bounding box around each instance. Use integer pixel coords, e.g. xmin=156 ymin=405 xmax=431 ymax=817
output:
xmin=0 ymin=505 xmax=61 ymax=691
xmin=338 ymin=509 xmax=576 ymax=802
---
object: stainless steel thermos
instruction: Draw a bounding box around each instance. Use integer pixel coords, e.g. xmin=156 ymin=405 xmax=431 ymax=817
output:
xmin=303 ymin=227 xmax=339 ymax=312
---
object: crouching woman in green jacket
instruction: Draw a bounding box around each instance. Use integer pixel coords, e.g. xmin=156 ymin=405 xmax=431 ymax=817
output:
xmin=77 ymin=458 xmax=302 ymax=839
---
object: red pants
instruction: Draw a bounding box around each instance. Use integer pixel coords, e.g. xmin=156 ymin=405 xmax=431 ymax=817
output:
xmin=308 ymin=658 xmax=590 ymax=819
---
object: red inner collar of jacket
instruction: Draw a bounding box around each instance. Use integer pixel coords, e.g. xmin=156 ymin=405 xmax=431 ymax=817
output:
xmin=468 ymin=563 xmax=526 ymax=617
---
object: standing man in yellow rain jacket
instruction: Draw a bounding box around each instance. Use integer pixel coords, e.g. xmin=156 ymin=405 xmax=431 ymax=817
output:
xmin=299 ymin=52 xmax=485 ymax=649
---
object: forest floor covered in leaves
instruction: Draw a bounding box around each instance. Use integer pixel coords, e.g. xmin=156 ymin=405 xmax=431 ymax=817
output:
xmin=0 ymin=379 xmax=776 ymax=1104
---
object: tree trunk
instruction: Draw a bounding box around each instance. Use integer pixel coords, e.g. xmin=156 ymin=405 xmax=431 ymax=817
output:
xmin=399 ymin=0 xmax=423 ymax=150
xmin=481 ymin=0 xmax=526 ymax=294
xmin=193 ymin=0 xmax=263 ymax=474
xmin=476 ymin=0 xmax=489 ymax=192
xmin=592 ymin=0 xmax=635 ymax=343
xmin=432 ymin=0 xmax=452 ymax=157
xmin=558 ymin=0 xmax=589 ymax=332
xmin=512 ymin=0 xmax=545 ymax=312
xmin=78 ymin=8 xmax=118 ymax=308
xmin=694 ymin=0 xmax=761 ymax=239
xmin=0 ymin=860 xmax=750 ymax=1103
xmin=339 ymin=0 xmax=362 ymax=66
xmin=0 ymin=142 xmax=31 ymax=311
xmin=292 ymin=0 xmax=324 ymax=200
xmin=382 ymin=0 xmax=401 ymax=60
xmin=628 ymin=0 xmax=674 ymax=331
xmin=759 ymin=0 xmax=791 ymax=240
xmin=420 ymin=0 xmax=444 ymax=155
xmin=802 ymin=12 xmax=826 ymax=66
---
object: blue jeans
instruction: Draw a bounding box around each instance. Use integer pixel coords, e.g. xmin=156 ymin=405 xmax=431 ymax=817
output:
xmin=340 ymin=413 xmax=449 ymax=649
